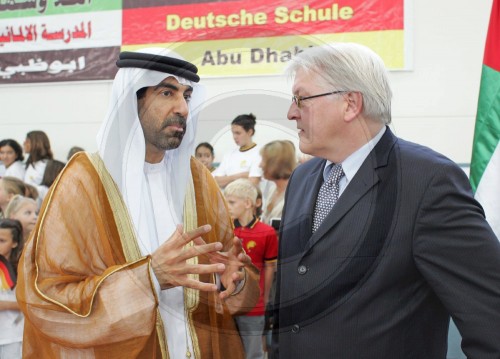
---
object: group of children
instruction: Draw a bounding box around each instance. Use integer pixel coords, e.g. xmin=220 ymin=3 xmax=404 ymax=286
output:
xmin=0 ymin=131 xmax=72 ymax=358
xmin=0 ymin=216 xmax=26 ymax=358
xmin=0 ymin=179 xmax=39 ymax=358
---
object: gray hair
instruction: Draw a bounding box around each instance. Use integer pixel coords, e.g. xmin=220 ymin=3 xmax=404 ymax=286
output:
xmin=287 ymin=43 xmax=392 ymax=124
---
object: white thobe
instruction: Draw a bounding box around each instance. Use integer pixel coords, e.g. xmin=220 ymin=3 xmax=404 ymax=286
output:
xmin=143 ymin=161 xmax=194 ymax=359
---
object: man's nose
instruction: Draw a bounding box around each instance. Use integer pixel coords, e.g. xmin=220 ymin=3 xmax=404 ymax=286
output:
xmin=287 ymin=103 xmax=299 ymax=121
xmin=174 ymin=97 xmax=189 ymax=118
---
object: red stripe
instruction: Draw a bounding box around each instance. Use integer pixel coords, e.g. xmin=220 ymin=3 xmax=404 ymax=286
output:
xmin=123 ymin=0 xmax=403 ymax=45
xmin=484 ymin=0 xmax=500 ymax=71
xmin=0 ymin=261 xmax=15 ymax=289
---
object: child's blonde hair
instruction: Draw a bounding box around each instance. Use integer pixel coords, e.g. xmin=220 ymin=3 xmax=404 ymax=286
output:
xmin=5 ymin=195 xmax=37 ymax=218
xmin=0 ymin=176 xmax=26 ymax=197
xmin=224 ymin=179 xmax=258 ymax=206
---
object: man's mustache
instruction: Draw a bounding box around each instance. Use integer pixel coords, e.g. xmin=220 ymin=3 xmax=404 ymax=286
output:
xmin=162 ymin=117 xmax=187 ymax=131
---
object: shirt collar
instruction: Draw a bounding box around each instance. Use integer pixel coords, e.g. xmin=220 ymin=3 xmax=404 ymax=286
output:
xmin=234 ymin=216 xmax=258 ymax=229
xmin=324 ymin=126 xmax=386 ymax=182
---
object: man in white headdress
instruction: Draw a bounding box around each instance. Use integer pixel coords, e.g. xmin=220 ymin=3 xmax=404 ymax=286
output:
xmin=17 ymin=49 xmax=259 ymax=359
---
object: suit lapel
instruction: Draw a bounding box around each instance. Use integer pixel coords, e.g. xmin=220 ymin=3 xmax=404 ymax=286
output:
xmin=283 ymin=159 xmax=324 ymax=256
xmin=299 ymin=162 xmax=326 ymax=249
xmin=303 ymin=127 xmax=397 ymax=254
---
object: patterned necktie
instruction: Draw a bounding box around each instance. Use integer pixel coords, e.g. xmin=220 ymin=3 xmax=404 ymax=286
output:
xmin=312 ymin=163 xmax=345 ymax=232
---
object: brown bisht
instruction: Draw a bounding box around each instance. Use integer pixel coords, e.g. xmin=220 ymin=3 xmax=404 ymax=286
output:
xmin=17 ymin=152 xmax=259 ymax=359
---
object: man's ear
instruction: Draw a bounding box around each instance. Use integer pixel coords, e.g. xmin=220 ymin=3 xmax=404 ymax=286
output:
xmin=344 ymin=92 xmax=363 ymax=122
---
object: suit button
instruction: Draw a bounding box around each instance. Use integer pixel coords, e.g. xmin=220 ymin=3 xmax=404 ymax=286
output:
xmin=292 ymin=324 xmax=300 ymax=333
xmin=297 ymin=265 xmax=307 ymax=275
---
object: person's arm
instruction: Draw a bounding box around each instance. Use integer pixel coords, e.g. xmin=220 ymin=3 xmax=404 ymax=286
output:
xmin=248 ymin=176 xmax=261 ymax=187
xmin=413 ymin=162 xmax=500 ymax=357
xmin=247 ymin=151 xmax=263 ymax=188
xmin=263 ymin=261 xmax=277 ymax=308
xmin=263 ymin=228 xmax=279 ymax=309
xmin=16 ymin=154 xmax=159 ymax=347
xmin=212 ymin=151 xmax=252 ymax=188
xmin=21 ymin=154 xmax=231 ymax=348
xmin=214 ymin=171 xmax=250 ymax=188
xmin=0 ymin=300 xmax=20 ymax=311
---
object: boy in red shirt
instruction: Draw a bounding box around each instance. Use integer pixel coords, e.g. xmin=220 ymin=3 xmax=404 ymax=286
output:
xmin=224 ymin=179 xmax=278 ymax=359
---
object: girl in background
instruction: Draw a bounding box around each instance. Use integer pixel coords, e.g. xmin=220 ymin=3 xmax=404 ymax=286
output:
xmin=37 ymin=160 xmax=66 ymax=201
xmin=213 ymin=113 xmax=262 ymax=188
xmin=259 ymin=140 xmax=297 ymax=358
xmin=260 ymin=140 xmax=297 ymax=225
xmin=195 ymin=142 xmax=216 ymax=172
xmin=0 ymin=177 xmax=26 ymax=219
xmin=0 ymin=218 xmax=24 ymax=359
xmin=5 ymin=196 xmax=37 ymax=242
xmin=23 ymin=131 xmax=53 ymax=187
xmin=0 ymin=139 xmax=25 ymax=181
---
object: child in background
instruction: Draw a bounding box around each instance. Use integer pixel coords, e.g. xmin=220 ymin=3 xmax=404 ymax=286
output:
xmin=66 ymin=146 xmax=84 ymax=161
xmin=37 ymin=159 xmax=66 ymax=202
xmin=0 ymin=177 xmax=26 ymax=219
xmin=0 ymin=139 xmax=25 ymax=181
xmin=224 ymin=179 xmax=278 ymax=359
xmin=5 ymin=195 xmax=38 ymax=242
xmin=195 ymin=142 xmax=216 ymax=172
xmin=23 ymin=130 xmax=53 ymax=187
xmin=213 ymin=113 xmax=262 ymax=188
xmin=0 ymin=218 xmax=24 ymax=359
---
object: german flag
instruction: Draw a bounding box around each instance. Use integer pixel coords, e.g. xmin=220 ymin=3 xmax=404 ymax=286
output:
xmin=0 ymin=255 xmax=16 ymax=290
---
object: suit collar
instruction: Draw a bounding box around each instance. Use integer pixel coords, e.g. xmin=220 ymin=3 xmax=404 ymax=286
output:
xmin=324 ymin=126 xmax=387 ymax=182
xmin=303 ymin=126 xmax=398 ymax=252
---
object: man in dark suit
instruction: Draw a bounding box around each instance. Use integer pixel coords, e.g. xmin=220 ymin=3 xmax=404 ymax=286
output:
xmin=272 ymin=43 xmax=500 ymax=358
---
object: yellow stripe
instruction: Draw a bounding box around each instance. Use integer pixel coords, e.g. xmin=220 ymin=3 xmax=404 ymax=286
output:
xmin=122 ymin=29 xmax=405 ymax=76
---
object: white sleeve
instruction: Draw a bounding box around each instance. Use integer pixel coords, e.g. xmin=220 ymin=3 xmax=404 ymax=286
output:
xmin=24 ymin=161 xmax=47 ymax=186
xmin=5 ymin=161 xmax=26 ymax=180
xmin=248 ymin=152 xmax=263 ymax=177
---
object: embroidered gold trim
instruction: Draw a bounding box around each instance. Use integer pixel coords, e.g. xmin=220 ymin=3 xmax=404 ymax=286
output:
xmin=88 ymin=153 xmax=141 ymax=261
xmin=156 ymin=308 xmax=169 ymax=359
xmin=184 ymin=174 xmax=201 ymax=359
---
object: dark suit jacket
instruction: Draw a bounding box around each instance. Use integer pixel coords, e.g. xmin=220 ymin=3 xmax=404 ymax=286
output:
xmin=273 ymin=128 xmax=500 ymax=358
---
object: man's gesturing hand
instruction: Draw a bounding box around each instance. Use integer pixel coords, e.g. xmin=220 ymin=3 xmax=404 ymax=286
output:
xmin=151 ymin=224 xmax=225 ymax=291
xmin=206 ymin=236 xmax=253 ymax=300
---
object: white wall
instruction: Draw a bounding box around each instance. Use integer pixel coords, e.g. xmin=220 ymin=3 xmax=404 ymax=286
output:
xmin=0 ymin=0 xmax=492 ymax=165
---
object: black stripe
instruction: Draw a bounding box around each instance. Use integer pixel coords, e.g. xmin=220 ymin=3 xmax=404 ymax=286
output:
xmin=116 ymin=52 xmax=200 ymax=83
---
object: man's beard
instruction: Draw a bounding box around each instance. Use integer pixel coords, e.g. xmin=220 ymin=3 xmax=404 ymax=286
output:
xmin=156 ymin=116 xmax=187 ymax=150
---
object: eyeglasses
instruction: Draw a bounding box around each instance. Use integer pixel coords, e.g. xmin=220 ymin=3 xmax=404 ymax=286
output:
xmin=292 ymin=90 xmax=347 ymax=109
